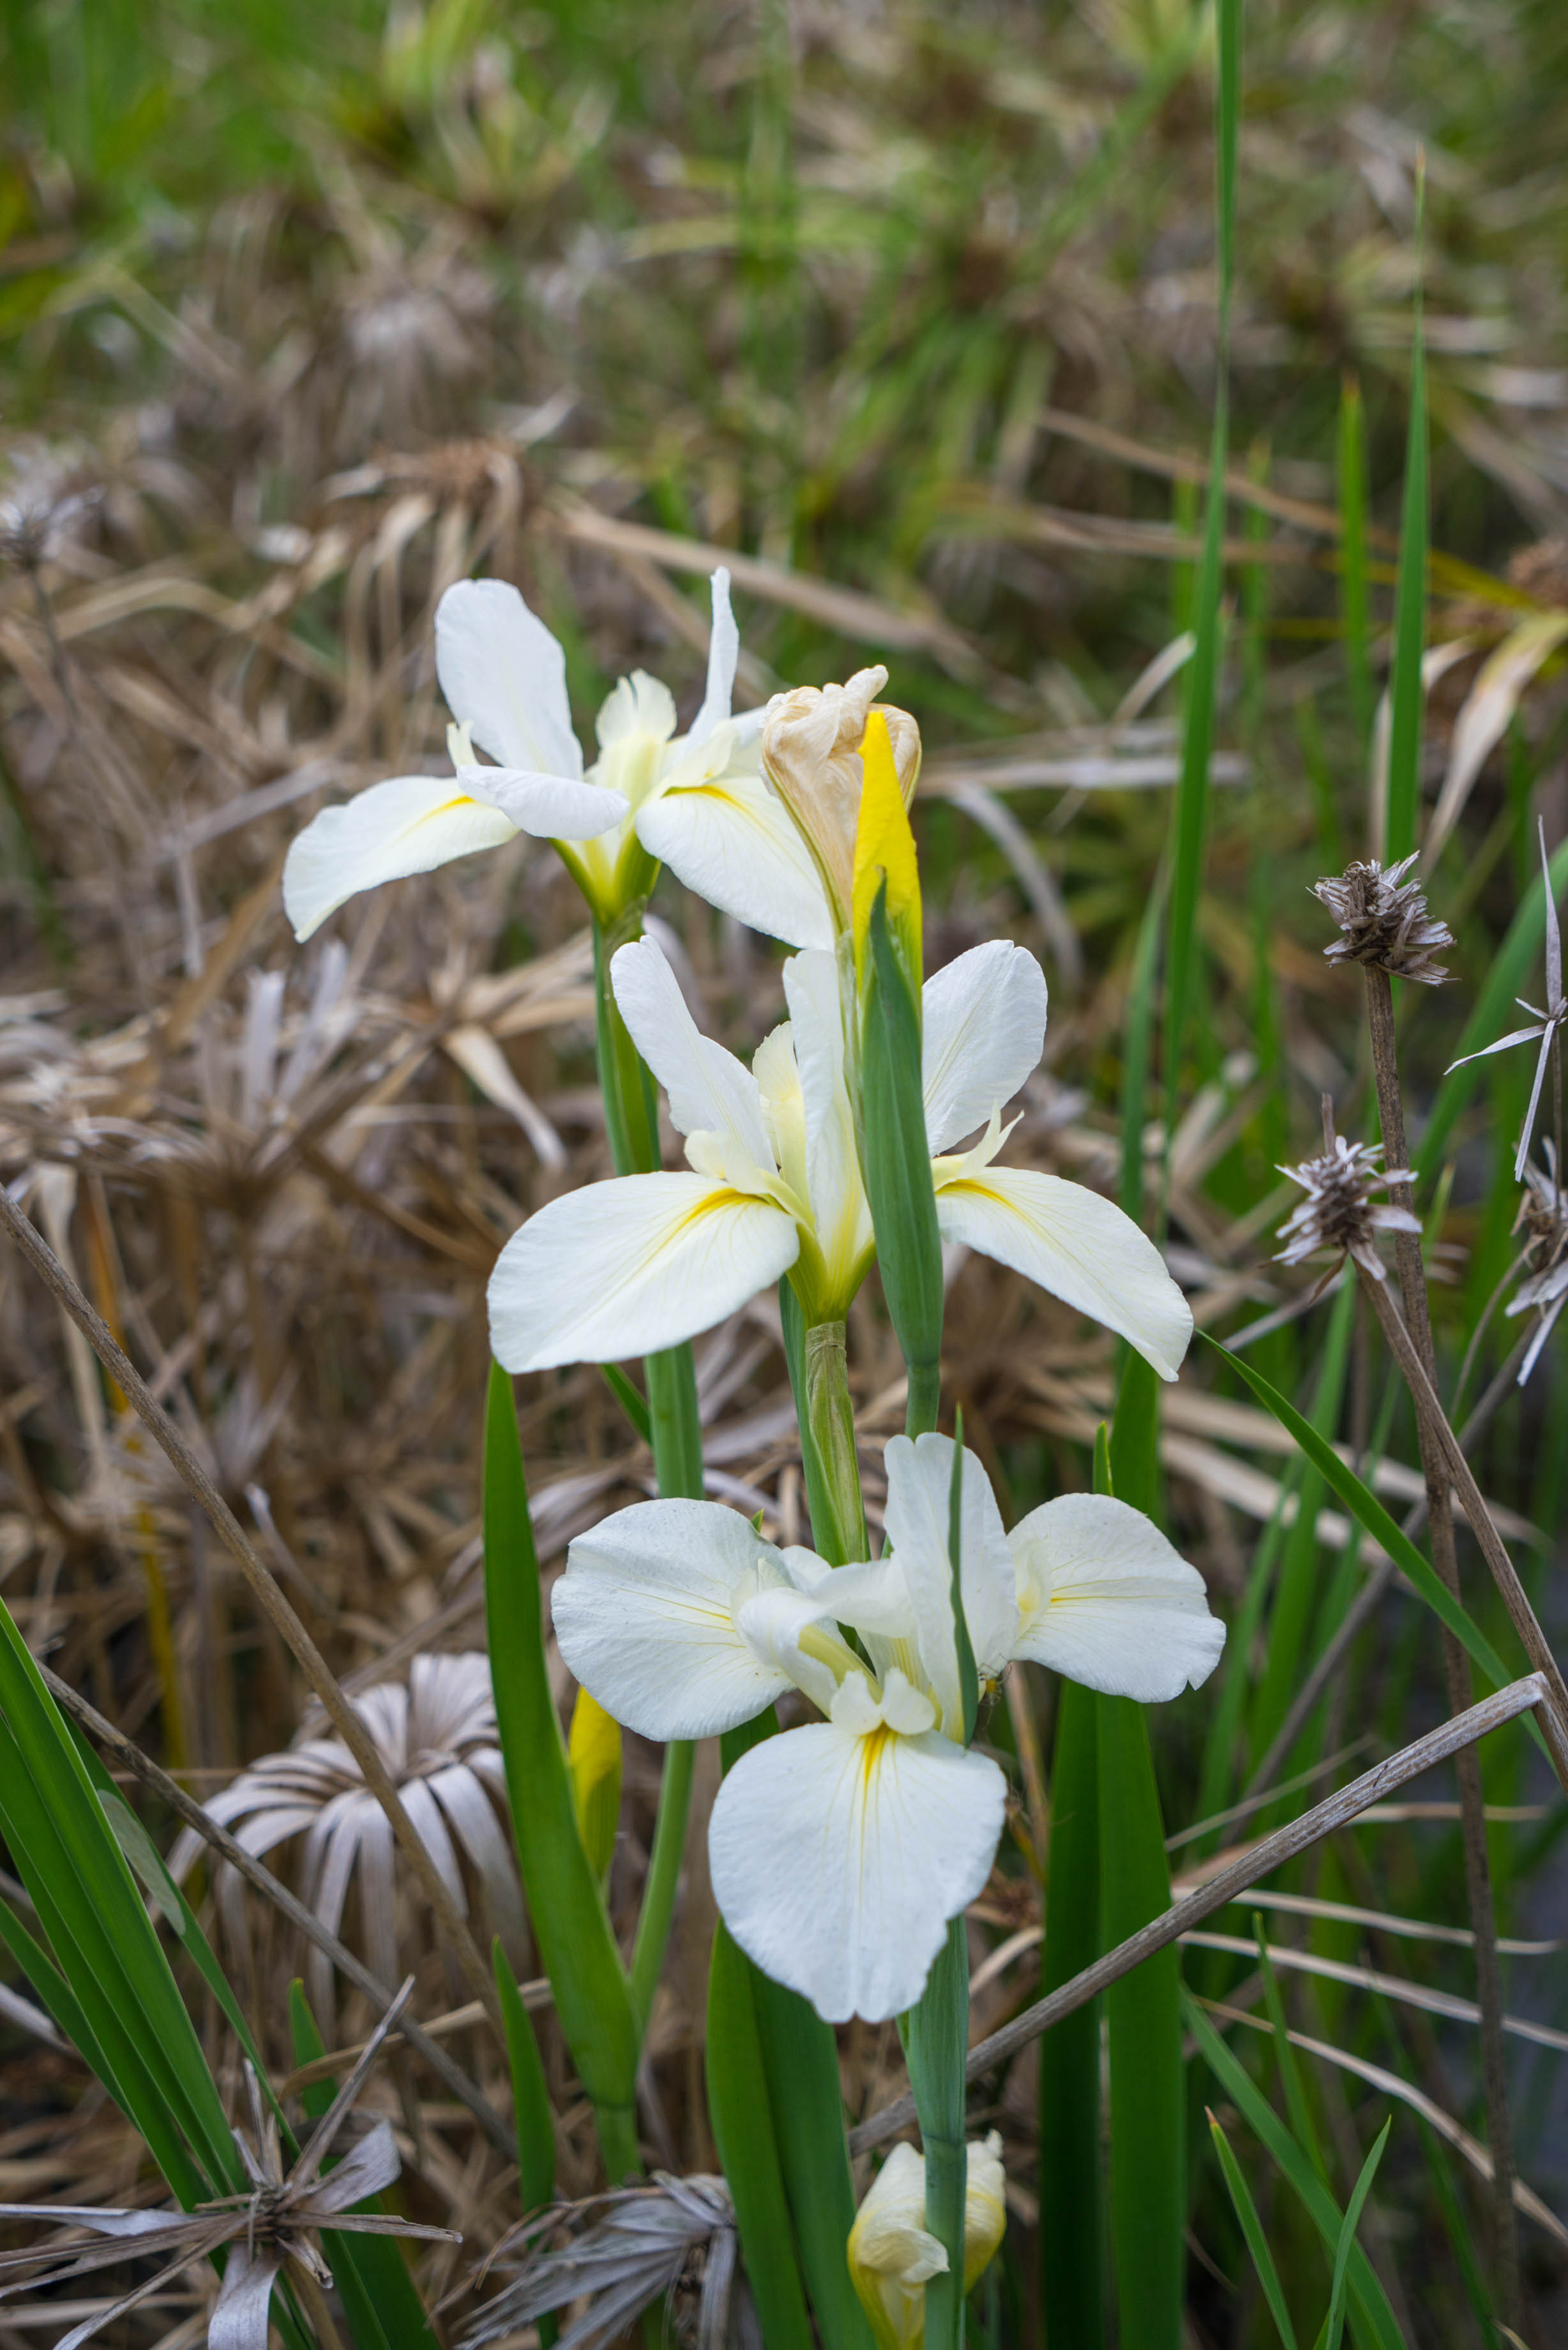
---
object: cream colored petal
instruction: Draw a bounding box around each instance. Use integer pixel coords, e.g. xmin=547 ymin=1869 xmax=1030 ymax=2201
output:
xmin=457 ymin=762 xmax=628 ymax=841
xmin=882 ymin=1432 xmax=1016 ymax=1732
xmin=610 ymin=936 xmax=773 ymax=1170
xmin=783 ymin=950 xmax=875 ymax=1305
xmin=283 ymin=777 xmax=516 ymax=941
xmin=554 ymin=1498 xmax=799 ymax=1740
xmin=487 ymin=1173 xmax=799 ymax=1370
xmin=637 ymin=766 xmax=836 ymax=950
xmin=934 ymin=1166 xmax=1192 ymax=1380
xmin=688 ymin=567 xmax=739 ymax=747
xmin=435 ymin=578 xmax=582 ymax=777
xmin=1008 ymin=1492 xmax=1224 ymax=1699
xmin=708 ymin=1709 xmax=1005 ymax=2022
xmin=922 ymin=941 xmax=1048 ymax=1153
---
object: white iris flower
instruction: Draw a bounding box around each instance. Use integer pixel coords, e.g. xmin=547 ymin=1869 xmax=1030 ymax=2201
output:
xmin=553 ymin=1432 xmax=1224 ymax=2020
xmin=487 ymin=933 xmax=1192 ymax=1379
xmin=282 ymin=570 xmax=831 ymax=946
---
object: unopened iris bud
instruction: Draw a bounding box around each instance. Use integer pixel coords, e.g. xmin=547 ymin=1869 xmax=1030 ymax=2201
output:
xmin=852 ymin=710 xmax=923 ymax=997
xmin=567 ymin=1685 xmax=623 ymax=1881
xmin=761 ymin=668 xmax=921 ymax=939
xmin=847 ymin=2134 xmax=1007 ymax=2350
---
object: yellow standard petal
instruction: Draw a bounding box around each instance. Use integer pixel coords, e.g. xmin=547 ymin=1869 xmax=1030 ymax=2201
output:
xmin=567 ymin=1686 xmax=623 ymax=1881
xmin=852 ymin=709 xmax=923 ymax=986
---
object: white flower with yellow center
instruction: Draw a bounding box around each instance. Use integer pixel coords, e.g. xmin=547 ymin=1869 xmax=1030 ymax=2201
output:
xmin=553 ymin=1432 xmax=1223 ymax=2021
xmin=282 ymin=570 xmax=830 ymax=945
xmin=486 ymin=934 xmax=1192 ymax=1379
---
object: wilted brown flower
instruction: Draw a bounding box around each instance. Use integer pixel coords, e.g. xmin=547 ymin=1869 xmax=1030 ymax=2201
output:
xmin=1276 ymin=1114 xmax=1421 ymax=1285
xmin=760 ymin=667 xmax=921 ymax=935
xmin=0 ymin=1983 xmax=455 ymax=2350
xmin=462 ymin=2173 xmax=751 ymax=2350
xmin=169 ymin=1653 xmax=522 ymax=2030
xmin=1507 ymin=1148 xmax=1568 ymax=1383
xmin=1311 ymin=854 xmax=1453 ymax=985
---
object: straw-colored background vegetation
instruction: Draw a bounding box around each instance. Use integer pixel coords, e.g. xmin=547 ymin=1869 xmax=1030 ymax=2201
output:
xmin=2 ymin=0 xmax=1567 ymax=2340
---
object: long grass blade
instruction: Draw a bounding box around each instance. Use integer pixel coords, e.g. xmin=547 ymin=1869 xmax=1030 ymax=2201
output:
xmin=1381 ymin=173 xmax=1428 ymax=866
xmin=1209 ymin=2108 xmax=1300 ymax=2349
xmin=1038 ymin=1674 xmax=1103 ymax=2350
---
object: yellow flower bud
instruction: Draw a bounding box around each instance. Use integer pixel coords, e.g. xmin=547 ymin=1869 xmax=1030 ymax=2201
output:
xmin=760 ymin=668 xmax=921 ymax=937
xmin=851 ymin=709 xmax=923 ymax=990
xmin=567 ymin=1685 xmax=622 ymax=1881
xmin=847 ymin=2134 xmax=1007 ymax=2350
xmin=961 ymin=2130 xmax=1007 ymax=2293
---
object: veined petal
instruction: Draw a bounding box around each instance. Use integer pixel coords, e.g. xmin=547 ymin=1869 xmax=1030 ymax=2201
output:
xmin=735 ymin=1583 xmax=863 ymax=1718
xmin=554 ymin=1499 xmax=803 ymax=1740
xmin=1009 ymin=1492 xmax=1224 ymax=1700
xmin=435 ymin=579 xmax=582 ymax=778
xmin=637 ymin=766 xmax=836 ymax=951
xmin=688 ymin=567 xmax=739 ymax=747
xmin=487 ymin=1173 xmax=799 ymax=1370
xmin=923 ymin=942 xmax=1048 ymax=1154
xmin=610 ymin=937 xmax=773 ymax=1171
xmin=783 ymin=950 xmax=875 ymax=1305
xmin=457 ymin=763 xmax=628 ymax=842
xmin=935 ymin=1165 xmax=1192 ymax=1380
xmin=709 ymin=1704 xmax=1006 ymax=2022
xmin=283 ymin=777 xmax=516 ymax=941
xmin=882 ymin=1433 xmax=1016 ymax=1730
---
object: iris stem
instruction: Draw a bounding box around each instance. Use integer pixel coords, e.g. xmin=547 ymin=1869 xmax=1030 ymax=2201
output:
xmin=899 ymin=1916 xmax=970 ymax=2350
xmin=781 ymin=1290 xmax=867 ymax=1565
xmin=590 ymin=911 xmax=704 ymax=2067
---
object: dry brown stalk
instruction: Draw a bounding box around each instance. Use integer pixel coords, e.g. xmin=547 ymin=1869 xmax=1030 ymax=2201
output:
xmin=36 ymin=1663 xmax=518 ymax=2160
xmin=850 ymin=1672 xmax=1551 ymax=2153
xmin=0 ymin=1182 xmax=504 ymax=2037
xmin=1364 ymin=962 xmax=1520 ymax=2319
xmin=1357 ymin=1268 xmax=1568 ymax=1762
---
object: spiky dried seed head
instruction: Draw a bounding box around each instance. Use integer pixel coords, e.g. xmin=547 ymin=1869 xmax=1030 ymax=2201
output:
xmin=1276 ymin=1114 xmax=1421 ymax=1284
xmin=1311 ymin=854 xmax=1453 ymax=984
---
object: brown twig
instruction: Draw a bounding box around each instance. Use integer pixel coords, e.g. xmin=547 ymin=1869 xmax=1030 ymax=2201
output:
xmin=37 ymin=1664 xmax=518 ymax=2160
xmin=1244 ymin=1326 xmax=1534 ymax=1800
xmin=1364 ymin=962 xmax=1520 ymax=2318
xmin=850 ymin=1674 xmax=1551 ymax=2153
xmin=1357 ymin=1268 xmax=1568 ymax=1755
xmin=0 ymin=1184 xmax=504 ymax=2035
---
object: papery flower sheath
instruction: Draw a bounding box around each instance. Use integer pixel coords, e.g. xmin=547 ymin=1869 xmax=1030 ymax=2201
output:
xmin=487 ymin=934 xmax=1192 ymax=1379
xmin=552 ymin=1433 xmax=1222 ymax=2020
xmin=761 ymin=667 xmax=922 ymax=938
xmin=283 ymin=570 xmax=830 ymax=946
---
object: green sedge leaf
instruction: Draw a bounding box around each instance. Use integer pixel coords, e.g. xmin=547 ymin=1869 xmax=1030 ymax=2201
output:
xmin=1209 ymin=2109 xmax=1301 ymax=2349
xmin=483 ymin=1363 xmax=642 ymax=2151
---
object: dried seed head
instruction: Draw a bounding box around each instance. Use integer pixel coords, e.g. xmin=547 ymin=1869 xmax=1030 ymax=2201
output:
xmin=1276 ymin=1112 xmax=1421 ymax=1284
xmin=1507 ymin=1148 xmax=1568 ymax=1383
xmin=1311 ymin=854 xmax=1453 ymax=984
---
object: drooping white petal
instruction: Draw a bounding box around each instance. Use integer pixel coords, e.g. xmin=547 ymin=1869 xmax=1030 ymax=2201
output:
xmin=934 ymin=1165 xmax=1192 ymax=1380
xmin=610 ymin=936 xmax=773 ymax=1171
xmin=922 ymin=942 xmax=1048 ymax=1153
xmin=435 ymin=579 xmax=582 ymax=778
xmin=709 ymin=1691 xmax=1006 ymax=2022
xmin=1009 ymin=1492 xmax=1225 ymax=1700
xmin=734 ymin=1583 xmax=863 ymax=1718
xmin=283 ymin=777 xmax=517 ymax=942
xmin=783 ymin=951 xmax=875 ymax=1307
xmin=637 ymin=764 xmax=836 ymax=951
xmin=688 ymin=567 xmax=739 ymax=747
xmin=554 ymin=1499 xmax=807 ymax=1739
xmin=457 ymin=762 xmax=629 ymax=842
xmin=488 ymin=1173 xmax=799 ymax=1371
xmin=882 ymin=1434 xmax=1016 ymax=1732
